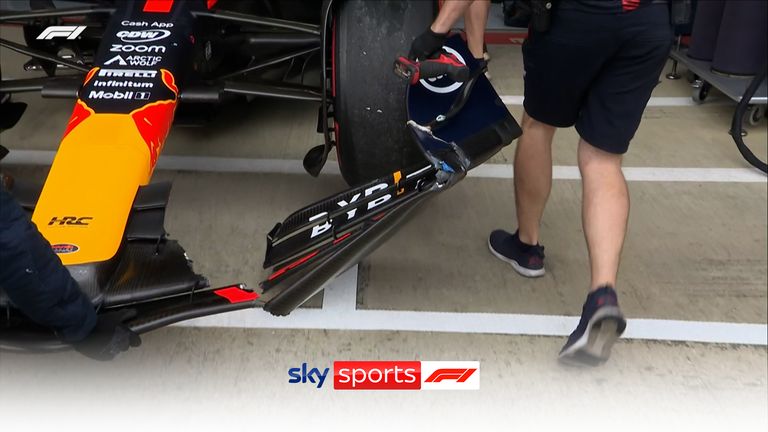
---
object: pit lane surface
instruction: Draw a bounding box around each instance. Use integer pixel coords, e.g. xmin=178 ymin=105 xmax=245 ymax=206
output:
xmin=1 ymin=28 xmax=766 ymax=430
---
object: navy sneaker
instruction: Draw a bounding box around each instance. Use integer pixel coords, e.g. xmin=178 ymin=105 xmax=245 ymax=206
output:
xmin=559 ymin=286 xmax=627 ymax=366
xmin=488 ymin=229 xmax=545 ymax=277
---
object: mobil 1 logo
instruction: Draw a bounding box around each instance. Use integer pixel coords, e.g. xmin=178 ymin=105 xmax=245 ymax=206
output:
xmin=88 ymin=90 xmax=151 ymax=101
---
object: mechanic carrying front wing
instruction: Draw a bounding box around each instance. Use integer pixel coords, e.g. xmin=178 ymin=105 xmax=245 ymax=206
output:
xmin=410 ymin=0 xmax=674 ymax=365
xmin=0 ymin=146 xmax=140 ymax=360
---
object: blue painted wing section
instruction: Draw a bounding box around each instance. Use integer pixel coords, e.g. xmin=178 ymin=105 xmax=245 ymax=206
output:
xmin=406 ymin=34 xmax=519 ymax=158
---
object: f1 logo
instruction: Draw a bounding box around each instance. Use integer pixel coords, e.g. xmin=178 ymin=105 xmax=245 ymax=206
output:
xmin=37 ymin=26 xmax=87 ymax=40
xmin=424 ymin=368 xmax=477 ymax=383
xmin=421 ymin=361 xmax=479 ymax=390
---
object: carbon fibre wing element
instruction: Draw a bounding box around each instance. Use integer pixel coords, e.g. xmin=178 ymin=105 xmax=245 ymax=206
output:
xmin=259 ymin=34 xmax=521 ymax=316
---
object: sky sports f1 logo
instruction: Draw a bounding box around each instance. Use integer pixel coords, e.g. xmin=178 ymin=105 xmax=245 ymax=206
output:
xmin=288 ymin=363 xmax=329 ymax=389
xmin=288 ymin=361 xmax=479 ymax=390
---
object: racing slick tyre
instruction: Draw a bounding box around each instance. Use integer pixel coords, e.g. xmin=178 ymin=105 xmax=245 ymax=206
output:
xmin=333 ymin=0 xmax=435 ymax=186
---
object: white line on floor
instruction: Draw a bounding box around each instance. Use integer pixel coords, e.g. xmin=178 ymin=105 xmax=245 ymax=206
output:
xmin=469 ymin=165 xmax=768 ymax=183
xmin=176 ymin=305 xmax=767 ymax=346
xmin=320 ymin=265 xmax=358 ymax=313
xmin=173 ymin=266 xmax=768 ymax=346
xmin=5 ymin=150 xmax=766 ymax=183
xmin=2 ymin=150 xmax=342 ymax=176
xmin=500 ymin=95 xmax=525 ymax=106
xmin=159 ymin=155 xmax=342 ymax=175
xmin=500 ymin=95 xmax=726 ymax=107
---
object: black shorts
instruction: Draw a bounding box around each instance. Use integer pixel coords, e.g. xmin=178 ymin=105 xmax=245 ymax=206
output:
xmin=522 ymin=4 xmax=673 ymax=154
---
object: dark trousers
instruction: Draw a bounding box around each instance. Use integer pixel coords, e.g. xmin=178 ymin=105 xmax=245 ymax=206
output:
xmin=0 ymin=189 xmax=96 ymax=342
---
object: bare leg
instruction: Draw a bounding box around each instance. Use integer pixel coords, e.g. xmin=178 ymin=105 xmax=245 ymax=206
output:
xmin=515 ymin=111 xmax=556 ymax=246
xmin=431 ymin=0 xmax=474 ymax=34
xmin=577 ymin=139 xmax=629 ymax=291
xmin=463 ymin=0 xmax=490 ymax=59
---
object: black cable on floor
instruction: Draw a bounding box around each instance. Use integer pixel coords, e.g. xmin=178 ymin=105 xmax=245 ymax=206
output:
xmin=731 ymin=63 xmax=767 ymax=174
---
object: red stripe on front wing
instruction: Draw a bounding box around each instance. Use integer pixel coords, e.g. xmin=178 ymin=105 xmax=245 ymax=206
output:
xmin=143 ymin=0 xmax=174 ymax=13
xmin=333 ymin=232 xmax=352 ymax=245
xmin=214 ymin=286 xmax=259 ymax=304
xmin=268 ymin=250 xmax=320 ymax=281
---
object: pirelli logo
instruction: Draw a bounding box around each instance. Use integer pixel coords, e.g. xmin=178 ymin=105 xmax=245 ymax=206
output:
xmin=97 ymin=69 xmax=157 ymax=78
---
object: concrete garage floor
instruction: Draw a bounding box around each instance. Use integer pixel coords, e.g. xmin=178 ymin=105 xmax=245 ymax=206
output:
xmin=1 ymin=26 xmax=767 ymax=430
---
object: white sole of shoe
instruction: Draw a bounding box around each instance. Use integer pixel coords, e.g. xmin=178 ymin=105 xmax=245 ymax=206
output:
xmin=487 ymin=238 xmax=545 ymax=278
xmin=559 ymin=307 xmax=626 ymax=366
